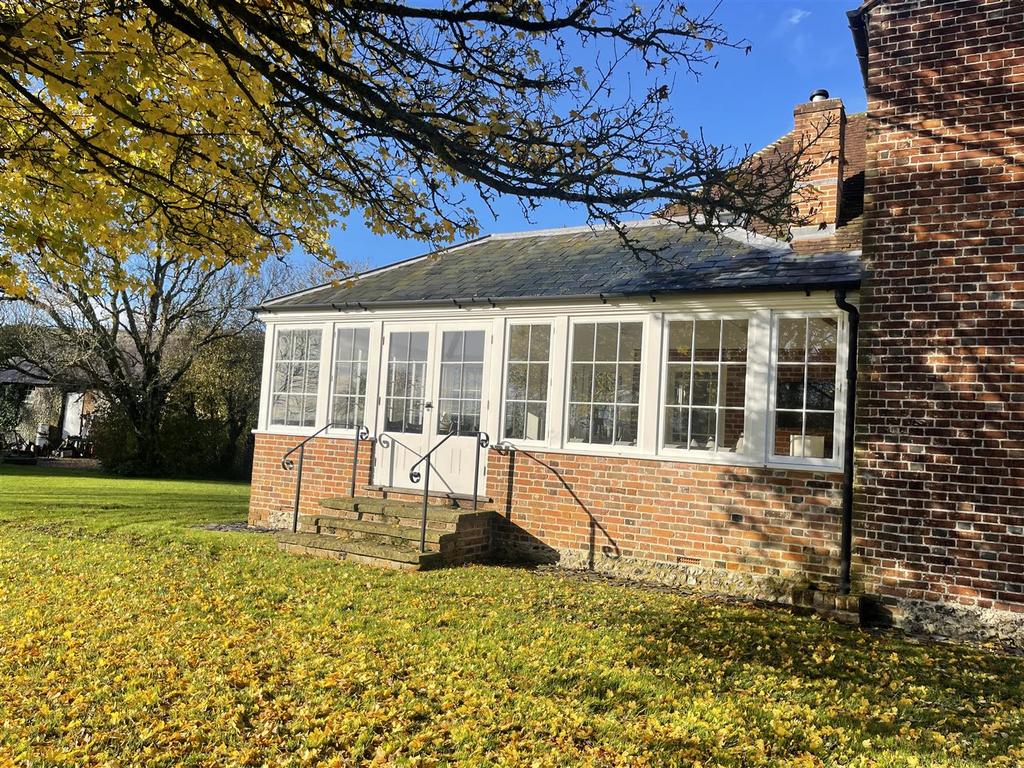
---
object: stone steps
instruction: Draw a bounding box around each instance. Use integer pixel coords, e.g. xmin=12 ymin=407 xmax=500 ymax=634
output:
xmin=277 ymin=533 xmax=443 ymax=571
xmin=298 ymin=513 xmax=455 ymax=550
xmin=277 ymin=496 xmax=495 ymax=570
xmin=318 ymin=496 xmax=478 ymax=533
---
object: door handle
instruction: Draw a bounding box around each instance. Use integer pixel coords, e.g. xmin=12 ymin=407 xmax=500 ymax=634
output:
xmin=424 ymin=402 xmax=433 ymax=410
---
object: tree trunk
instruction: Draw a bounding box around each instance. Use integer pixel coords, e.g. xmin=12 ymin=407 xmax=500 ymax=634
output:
xmin=122 ymin=389 xmax=169 ymax=476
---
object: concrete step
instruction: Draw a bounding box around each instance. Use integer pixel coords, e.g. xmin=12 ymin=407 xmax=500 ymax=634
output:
xmin=297 ymin=514 xmax=454 ymax=550
xmin=318 ymin=496 xmax=480 ymax=532
xmin=364 ymin=484 xmax=492 ymax=507
xmin=276 ymin=533 xmax=443 ymax=571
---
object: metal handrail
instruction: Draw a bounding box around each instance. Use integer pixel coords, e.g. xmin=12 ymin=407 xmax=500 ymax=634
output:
xmin=409 ymin=426 xmax=456 ymax=553
xmin=406 ymin=428 xmax=490 ymax=553
xmin=408 ymin=426 xmax=457 ymax=484
xmin=282 ymin=423 xmax=370 ymax=533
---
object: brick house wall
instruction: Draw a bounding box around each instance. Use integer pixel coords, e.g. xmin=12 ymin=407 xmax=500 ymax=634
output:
xmin=250 ymin=432 xmax=845 ymax=600
xmin=486 ymin=448 xmax=845 ymax=599
xmin=855 ymin=0 xmax=1024 ymax=629
xmin=249 ymin=433 xmax=374 ymax=529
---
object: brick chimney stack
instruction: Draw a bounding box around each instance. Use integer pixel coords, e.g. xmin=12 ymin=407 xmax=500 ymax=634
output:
xmin=792 ymin=90 xmax=846 ymax=233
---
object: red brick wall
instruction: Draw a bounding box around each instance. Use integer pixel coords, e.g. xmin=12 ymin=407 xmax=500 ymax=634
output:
xmin=249 ymin=433 xmax=374 ymax=529
xmin=857 ymin=0 xmax=1024 ymax=613
xmin=487 ymin=448 xmax=846 ymax=586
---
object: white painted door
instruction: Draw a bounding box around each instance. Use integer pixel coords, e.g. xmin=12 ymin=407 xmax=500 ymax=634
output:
xmin=375 ymin=326 xmax=433 ymax=490
xmin=374 ymin=323 xmax=490 ymax=497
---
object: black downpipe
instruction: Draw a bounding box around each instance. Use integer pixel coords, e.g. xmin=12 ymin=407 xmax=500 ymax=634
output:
xmin=834 ymin=289 xmax=860 ymax=594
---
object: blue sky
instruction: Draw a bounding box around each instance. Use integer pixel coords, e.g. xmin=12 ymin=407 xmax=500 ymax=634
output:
xmin=330 ymin=0 xmax=866 ymax=272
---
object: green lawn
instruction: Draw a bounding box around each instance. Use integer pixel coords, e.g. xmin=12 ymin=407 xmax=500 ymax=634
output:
xmin=0 ymin=465 xmax=1021 ymax=767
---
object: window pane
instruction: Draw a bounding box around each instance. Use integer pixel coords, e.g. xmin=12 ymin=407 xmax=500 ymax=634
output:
xmin=806 ymin=365 xmax=836 ymax=411
xmin=591 ymin=404 xmax=615 ymax=444
xmin=615 ymin=406 xmax=638 ymax=446
xmin=409 ymin=332 xmax=428 ymax=361
xmin=777 ymin=319 xmax=806 ymax=363
xmin=464 ymin=331 xmax=485 ymax=362
xmin=439 ymin=363 xmax=461 ymax=399
xmin=408 ymin=363 xmax=426 ymax=399
xmin=722 ymin=320 xmax=749 ymax=362
xmin=508 ymin=325 xmax=530 ymax=361
xmin=808 ymin=318 xmax=838 ymax=363
xmin=438 ymin=402 xmax=460 ymax=434
xmin=720 ymin=409 xmax=745 ymax=453
xmin=774 ymin=410 xmax=803 ymax=457
xmin=504 ymin=401 xmax=526 ymax=440
xmin=507 ymin=363 xmax=527 ymax=400
xmin=303 ymin=364 xmax=319 ymax=394
xmin=405 ymin=401 xmax=424 ymax=433
xmin=691 ymin=365 xmax=718 ymax=407
xmin=593 ymin=363 xmax=616 ymax=403
xmin=336 ymin=328 xmax=354 ymax=361
xmin=463 ymin=364 xmax=483 ymax=399
xmin=568 ymin=404 xmax=591 ymax=442
xmin=286 ymin=395 xmax=301 ymax=425
xmin=594 ymin=324 xmax=619 ymax=361
xmin=690 ymin=408 xmax=717 ymax=450
xmin=390 ymin=364 xmax=408 ymax=398
xmin=277 ymin=331 xmax=293 ymax=360
xmin=389 ymin=332 xmax=409 ymax=361
xmin=525 ymin=402 xmax=546 ymax=441
xmin=804 ymin=412 xmax=835 ymax=458
xmin=666 ymin=365 xmax=691 ymax=407
xmin=334 ymin=361 xmax=352 ymax=396
xmin=273 ymin=363 xmax=288 ymax=392
xmin=618 ymin=323 xmax=643 ymax=361
xmin=667 ymin=321 xmax=693 ymax=362
xmin=572 ymin=324 xmax=595 ymax=361
xmin=306 ymin=330 xmax=321 ymax=359
xmin=301 ymin=396 xmax=317 ymax=427
xmin=721 ymin=365 xmax=746 ymax=408
xmin=442 ymin=331 xmax=463 ymax=361
xmin=664 ymin=407 xmax=688 ymax=447
xmin=333 ymin=397 xmax=350 ymax=428
xmin=271 ymin=395 xmax=286 ymax=424
xmin=776 ymin=365 xmax=805 ymax=409
xmin=526 ymin=363 xmax=548 ymax=402
xmin=530 ymin=325 xmax=551 ymax=361
xmin=694 ymin=320 xmax=721 ymax=361
xmin=353 ymin=329 xmax=370 ymax=360
xmin=616 ymin=363 xmax=640 ymax=404
xmin=569 ymin=364 xmax=592 ymax=402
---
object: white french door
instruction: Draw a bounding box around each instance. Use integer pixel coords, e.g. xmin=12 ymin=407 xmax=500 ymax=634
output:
xmin=374 ymin=322 xmax=491 ymax=497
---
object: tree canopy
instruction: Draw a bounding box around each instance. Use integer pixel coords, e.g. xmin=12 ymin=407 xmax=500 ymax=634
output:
xmin=0 ymin=1 xmax=806 ymax=298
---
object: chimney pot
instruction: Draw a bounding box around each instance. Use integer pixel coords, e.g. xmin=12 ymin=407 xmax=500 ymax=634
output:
xmin=810 ymin=89 xmax=830 ymax=102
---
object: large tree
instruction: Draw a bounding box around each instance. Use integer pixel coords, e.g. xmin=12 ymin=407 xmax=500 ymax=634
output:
xmin=3 ymin=240 xmax=304 ymax=471
xmin=0 ymin=1 xmax=811 ymax=298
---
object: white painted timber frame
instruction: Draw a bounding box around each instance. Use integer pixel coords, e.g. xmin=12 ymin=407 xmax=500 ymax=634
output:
xmin=255 ymin=289 xmax=854 ymax=474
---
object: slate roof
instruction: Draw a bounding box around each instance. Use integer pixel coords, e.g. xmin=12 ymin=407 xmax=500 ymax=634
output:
xmin=262 ymin=222 xmax=862 ymax=312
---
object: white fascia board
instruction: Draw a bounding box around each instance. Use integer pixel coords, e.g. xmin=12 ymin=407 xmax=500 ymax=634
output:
xmin=257 ymin=289 xmax=858 ymax=327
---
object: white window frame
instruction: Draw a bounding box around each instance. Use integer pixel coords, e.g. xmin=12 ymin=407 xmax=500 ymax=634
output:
xmin=499 ymin=319 xmax=554 ymax=446
xmin=562 ymin=315 xmax=651 ymax=453
xmin=657 ymin=311 xmax=762 ymax=466
xmin=265 ymin=323 xmax=329 ymax=432
xmin=766 ymin=310 xmax=847 ymax=470
xmin=325 ymin=323 xmax=375 ymax=436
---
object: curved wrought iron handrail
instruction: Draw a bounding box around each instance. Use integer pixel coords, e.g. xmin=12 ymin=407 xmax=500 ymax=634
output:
xmin=408 ymin=426 xmax=457 ymax=484
xmin=376 ymin=432 xmax=395 ymax=450
xmin=281 ymin=422 xmax=338 ymax=470
xmin=281 ymin=423 xmax=371 ymax=533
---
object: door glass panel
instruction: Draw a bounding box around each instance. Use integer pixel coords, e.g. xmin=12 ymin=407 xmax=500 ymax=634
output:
xmin=437 ymin=330 xmax=485 ymax=436
xmin=384 ymin=331 xmax=428 ymax=433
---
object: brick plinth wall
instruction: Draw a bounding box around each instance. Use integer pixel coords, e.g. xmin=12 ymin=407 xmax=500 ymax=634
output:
xmin=249 ymin=433 xmax=374 ymax=529
xmin=857 ymin=0 xmax=1024 ymax=622
xmin=487 ymin=448 xmax=845 ymax=598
